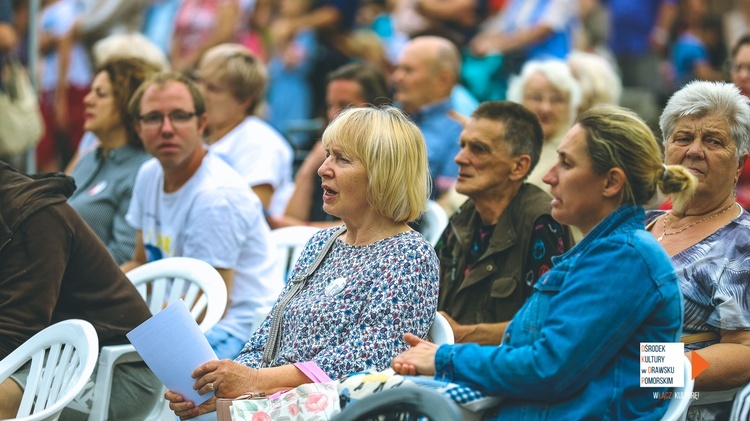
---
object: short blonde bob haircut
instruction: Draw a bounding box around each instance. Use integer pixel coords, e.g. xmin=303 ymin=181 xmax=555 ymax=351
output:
xmin=197 ymin=43 xmax=267 ymax=116
xmin=579 ymin=105 xmax=696 ymax=210
xmin=321 ymin=106 xmax=431 ymax=223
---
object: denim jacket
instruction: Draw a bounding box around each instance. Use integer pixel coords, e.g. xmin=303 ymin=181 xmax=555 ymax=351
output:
xmin=434 ymin=205 xmax=683 ymax=420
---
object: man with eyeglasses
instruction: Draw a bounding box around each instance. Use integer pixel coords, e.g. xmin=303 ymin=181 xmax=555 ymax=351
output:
xmin=121 ymin=72 xmax=282 ymax=360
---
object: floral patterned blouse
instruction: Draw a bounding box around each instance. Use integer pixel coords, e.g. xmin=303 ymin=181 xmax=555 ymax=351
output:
xmin=646 ymin=207 xmax=750 ymax=346
xmin=646 ymin=207 xmax=750 ymax=421
xmin=236 ymin=227 xmax=439 ymax=379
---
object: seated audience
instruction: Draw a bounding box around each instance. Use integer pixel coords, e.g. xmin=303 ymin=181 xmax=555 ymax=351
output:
xmin=170 ymin=0 xmax=240 ymax=75
xmin=469 ymin=0 xmax=577 ymax=69
xmin=196 ymin=43 xmax=294 ymax=217
xmin=268 ymin=61 xmax=391 ymax=229
xmin=506 ymin=59 xmax=581 ymax=195
xmin=165 ymin=106 xmax=439 ymax=419
xmin=0 ymin=161 xmax=160 ymax=419
xmin=646 ymin=81 xmax=750 ymax=421
xmin=266 ymin=0 xmax=317 ymax=148
xmin=122 ymin=72 xmax=281 ymax=360
xmin=392 ymin=35 xmax=466 ymax=198
xmin=437 ymin=101 xmax=573 ymax=345
xmin=393 ymin=105 xmax=695 ymax=420
xmin=68 ymin=57 xmax=159 ymax=264
xmin=730 ymin=35 xmax=750 ymax=210
xmin=36 ymin=0 xmax=90 ymax=173
xmin=566 ymin=50 xmax=622 ymax=116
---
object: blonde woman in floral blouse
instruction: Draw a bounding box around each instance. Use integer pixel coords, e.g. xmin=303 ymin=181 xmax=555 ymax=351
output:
xmin=166 ymin=106 xmax=439 ymax=419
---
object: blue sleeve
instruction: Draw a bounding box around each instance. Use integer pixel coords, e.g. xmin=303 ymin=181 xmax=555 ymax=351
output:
xmin=317 ymin=0 xmax=360 ymax=30
xmin=0 ymin=0 xmax=13 ymax=23
xmin=434 ymin=239 xmax=678 ymax=400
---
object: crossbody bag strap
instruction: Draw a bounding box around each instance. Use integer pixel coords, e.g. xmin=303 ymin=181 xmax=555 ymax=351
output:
xmin=262 ymin=226 xmax=347 ymax=366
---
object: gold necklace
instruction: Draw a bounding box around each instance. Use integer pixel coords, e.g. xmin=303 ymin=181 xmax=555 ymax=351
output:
xmin=658 ymin=202 xmax=736 ymax=242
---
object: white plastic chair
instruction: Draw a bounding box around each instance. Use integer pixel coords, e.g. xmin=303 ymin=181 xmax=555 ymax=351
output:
xmin=661 ymin=356 xmax=695 ymax=421
xmin=0 ymin=319 xmax=98 ymax=421
xmin=87 ymin=257 xmax=228 ymax=421
xmin=688 ymin=383 xmax=748 ymax=420
xmin=428 ymin=312 xmax=455 ymax=345
xmin=419 ymin=200 xmax=449 ymax=246
xmin=731 ymin=380 xmax=750 ymax=420
xmin=270 ymin=226 xmax=322 ymax=284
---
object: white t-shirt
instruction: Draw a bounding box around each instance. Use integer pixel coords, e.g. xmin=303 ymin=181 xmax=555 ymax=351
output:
xmin=208 ymin=116 xmax=295 ymax=217
xmin=126 ymin=155 xmax=282 ymax=340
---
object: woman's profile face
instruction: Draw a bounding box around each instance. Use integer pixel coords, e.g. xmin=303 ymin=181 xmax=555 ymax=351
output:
xmin=317 ymin=141 xmax=370 ymax=224
xmin=731 ymin=44 xmax=750 ymax=97
xmin=543 ymin=124 xmax=610 ymax=235
xmin=665 ymin=113 xmax=742 ymax=198
xmin=83 ymin=71 xmax=120 ymax=135
xmin=522 ymin=71 xmax=571 ymax=140
xmin=197 ymin=71 xmax=248 ymax=131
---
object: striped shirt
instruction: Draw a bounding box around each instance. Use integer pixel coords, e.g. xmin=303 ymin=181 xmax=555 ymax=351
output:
xmin=69 ymin=144 xmax=151 ymax=264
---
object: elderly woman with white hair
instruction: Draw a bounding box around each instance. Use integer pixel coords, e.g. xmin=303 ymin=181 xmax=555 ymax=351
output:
xmin=506 ymin=59 xmax=581 ymax=194
xmin=646 ymin=81 xmax=750 ymax=421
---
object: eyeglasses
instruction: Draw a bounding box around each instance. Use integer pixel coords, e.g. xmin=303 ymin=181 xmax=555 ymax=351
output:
xmin=138 ymin=111 xmax=197 ymax=128
xmin=731 ymin=63 xmax=750 ymax=75
xmin=523 ymin=93 xmax=568 ymax=107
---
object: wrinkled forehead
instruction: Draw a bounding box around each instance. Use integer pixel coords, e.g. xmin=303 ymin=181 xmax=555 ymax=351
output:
xmin=672 ymin=113 xmax=732 ymax=136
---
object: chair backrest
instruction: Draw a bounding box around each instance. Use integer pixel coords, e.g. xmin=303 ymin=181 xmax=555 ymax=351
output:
xmin=428 ymin=312 xmax=455 ymax=345
xmin=731 ymin=380 xmax=750 ymax=421
xmin=87 ymin=258 xmax=228 ymax=421
xmin=0 ymin=320 xmax=98 ymax=421
xmin=419 ymin=200 xmax=449 ymax=246
xmin=331 ymin=386 xmax=462 ymax=421
xmin=125 ymin=257 xmax=227 ymax=332
xmin=660 ymin=356 xmax=695 ymax=421
xmin=269 ymin=226 xmax=322 ymax=283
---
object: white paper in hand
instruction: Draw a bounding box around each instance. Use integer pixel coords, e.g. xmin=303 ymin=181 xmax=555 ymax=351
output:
xmin=127 ymin=300 xmax=218 ymax=405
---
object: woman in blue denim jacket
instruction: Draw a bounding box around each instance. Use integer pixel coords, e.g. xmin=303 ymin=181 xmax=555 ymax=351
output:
xmin=393 ymin=105 xmax=697 ymax=420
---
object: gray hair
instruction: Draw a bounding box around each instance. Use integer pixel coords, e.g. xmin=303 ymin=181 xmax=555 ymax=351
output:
xmin=660 ymin=81 xmax=750 ymax=158
xmin=506 ymin=59 xmax=582 ymax=133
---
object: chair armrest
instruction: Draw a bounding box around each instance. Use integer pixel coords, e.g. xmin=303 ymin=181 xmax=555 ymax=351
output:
xmin=692 ymin=388 xmax=740 ymax=406
xmin=87 ymin=344 xmax=142 ymax=421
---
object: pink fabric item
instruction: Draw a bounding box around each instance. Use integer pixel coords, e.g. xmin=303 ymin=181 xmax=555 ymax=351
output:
xmin=294 ymin=361 xmax=333 ymax=383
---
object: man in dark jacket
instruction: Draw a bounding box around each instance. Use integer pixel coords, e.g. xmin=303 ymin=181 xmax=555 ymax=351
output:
xmin=0 ymin=161 xmax=160 ymax=419
xmin=437 ymin=101 xmax=574 ymax=345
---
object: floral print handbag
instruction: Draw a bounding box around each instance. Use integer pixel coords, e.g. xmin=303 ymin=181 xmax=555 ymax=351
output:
xmin=222 ymin=382 xmax=341 ymax=421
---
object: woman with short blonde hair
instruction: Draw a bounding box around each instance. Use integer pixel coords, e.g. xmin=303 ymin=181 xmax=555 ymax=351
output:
xmin=196 ymin=43 xmax=293 ymax=217
xmin=322 ymin=106 xmax=430 ymax=223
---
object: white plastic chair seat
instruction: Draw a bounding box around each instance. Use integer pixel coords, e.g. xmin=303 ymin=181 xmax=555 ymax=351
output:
xmin=270 ymin=226 xmax=322 ymax=283
xmin=88 ymin=257 xmax=228 ymax=421
xmin=0 ymin=319 xmax=98 ymax=421
xmin=731 ymin=381 xmax=750 ymax=420
xmin=660 ymin=356 xmax=695 ymax=421
xmin=428 ymin=312 xmax=455 ymax=345
xmin=419 ymin=200 xmax=449 ymax=246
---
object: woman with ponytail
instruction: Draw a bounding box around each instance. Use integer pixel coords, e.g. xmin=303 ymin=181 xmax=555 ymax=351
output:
xmin=392 ymin=105 xmax=695 ymax=420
